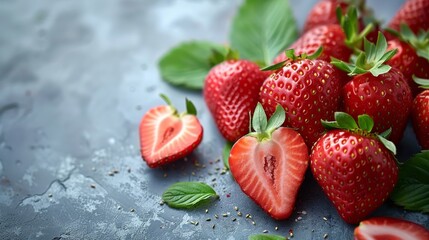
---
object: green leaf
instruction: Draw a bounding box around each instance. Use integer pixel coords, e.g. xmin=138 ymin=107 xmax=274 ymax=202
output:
xmin=222 ymin=141 xmax=233 ymax=170
xmin=335 ymin=112 xmax=358 ymax=130
xmin=357 ymin=114 xmax=374 ymax=132
xmin=377 ymin=135 xmax=397 ymax=155
xmin=379 ymin=128 xmax=392 ymax=138
xmin=266 ymin=104 xmax=286 ymax=132
xmin=261 ymin=60 xmax=286 ymax=71
xmin=321 ymin=119 xmax=341 ymax=129
xmin=230 ymin=0 xmax=298 ymax=65
xmin=413 ymin=76 xmax=429 ymax=89
xmin=162 ymin=182 xmax=218 ymax=209
xmin=391 ymin=151 xmax=429 ymax=213
xmin=248 ymin=234 xmax=285 ymax=240
xmin=159 ymin=41 xmax=226 ymax=90
xmin=160 ymin=94 xmax=172 ymax=106
xmin=252 ymin=103 xmax=268 ymax=132
xmin=185 ymin=98 xmax=197 ymax=116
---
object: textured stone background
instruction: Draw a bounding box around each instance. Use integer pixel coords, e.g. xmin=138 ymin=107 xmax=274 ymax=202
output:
xmin=0 ymin=0 xmax=427 ymax=239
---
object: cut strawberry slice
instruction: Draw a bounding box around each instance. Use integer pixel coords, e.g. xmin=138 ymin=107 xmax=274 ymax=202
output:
xmin=354 ymin=217 xmax=429 ymax=240
xmin=229 ymin=103 xmax=309 ymax=220
xmin=139 ymin=95 xmax=203 ymax=168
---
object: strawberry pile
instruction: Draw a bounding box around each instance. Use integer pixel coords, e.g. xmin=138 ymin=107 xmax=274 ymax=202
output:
xmin=140 ymin=0 xmax=429 ymax=238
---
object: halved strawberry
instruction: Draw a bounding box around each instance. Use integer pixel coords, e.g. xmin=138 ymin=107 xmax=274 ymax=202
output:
xmin=139 ymin=95 xmax=203 ymax=168
xmin=354 ymin=217 xmax=429 ymax=240
xmin=229 ymin=103 xmax=309 ymax=220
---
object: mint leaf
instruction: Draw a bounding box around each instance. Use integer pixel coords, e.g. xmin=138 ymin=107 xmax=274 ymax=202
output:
xmin=159 ymin=41 xmax=226 ymax=90
xmin=162 ymin=182 xmax=218 ymax=209
xmin=390 ymin=151 xmax=429 ymax=213
xmin=248 ymin=234 xmax=286 ymax=240
xmin=230 ymin=0 xmax=298 ymax=65
xmin=222 ymin=141 xmax=233 ymax=170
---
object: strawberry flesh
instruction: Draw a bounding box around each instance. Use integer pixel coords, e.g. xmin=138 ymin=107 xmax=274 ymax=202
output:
xmin=139 ymin=105 xmax=203 ymax=168
xmin=229 ymin=127 xmax=309 ymax=220
xmin=354 ymin=217 xmax=429 ymax=240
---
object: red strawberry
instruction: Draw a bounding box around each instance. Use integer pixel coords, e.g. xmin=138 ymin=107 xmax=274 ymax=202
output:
xmin=412 ymin=77 xmax=429 ymax=149
xmin=303 ymin=0 xmax=349 ymax=32
xmin=354 ymin=217 xmax=429 ymax=240
xmin=310 ymin=112 xmax=399 ymax=224
xmin=332 ymin=33 xmax=413 ymax=144
xmin=260 ymin=48 xmax=343 ymax=148
xmin=387 ymin=25 xmax=429 ymax=96
xmin=229 ymin=103 xmax=309 ymax=220
xmin=139 ymin=95 xmax=203 ymax=168
xmin=275 ymin=7 xmax=373 ymax=64
xmin=388 ymin=0 xmax=429 ymax=34
xmin=204 ymin=59 xmax=270 ymax=142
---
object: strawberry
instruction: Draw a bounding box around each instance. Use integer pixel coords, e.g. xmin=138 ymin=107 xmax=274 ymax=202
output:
xmin=275 ymin=7 xmax=373 ymax=64
xmin=260 ymin=48 xmax=343 ymax=148
xmin=303 ymin=0 xmax=349 ymax=32
xmin=229 ymin=103 xmax=309 ymax=220
xmin=388 ymin=0 xmax=429 ymax=34
xmin=386 ymin=24 xmax=429 ymax=96
xmin=332 ymin=33 xmax=413 ymax=144
xmin=139 ymin=95 xmax=203 ymax=168
xmin=310 ymin=112 xmax=398 ymax=224
xmin=354 ymin=217 xmax=429 ymax=240
xmin=412 ymin=77 xmax=429 ymax=149
xmin=204 ymin=58 xmax=270 ymax=142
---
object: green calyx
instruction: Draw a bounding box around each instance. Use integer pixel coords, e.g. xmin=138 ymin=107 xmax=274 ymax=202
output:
xmin=160 ymin=93 xmax=197 ymax=116
xmin=337 ymin=6 xmax=374 ymax=52
xmin=331 ymin=32 xmax=397 ymax=77
xmin=248 ymin=103 xmax=286 ymax=142
xmin=414 ymin=76 xmax=429 ymax=89
xmin=387 ymin=24 xmax=429 ymax=61
xmin=322 ymin=112 xmax=397 ymax=155
xmin=261 ymin=47 xmax=323 ymax=71
xmin=209 ymin=47 xmax=240 ymax=66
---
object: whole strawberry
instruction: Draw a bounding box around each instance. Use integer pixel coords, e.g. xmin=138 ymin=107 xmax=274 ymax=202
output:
xmin=229 ymin=103 xmax=309 ymax=220
xmin=303 ymin=0 xmax=349 ymax=32
xmin=412 ymin=77 xmax=429 ymax=149
xmin=260 ymin=48 xmax=343 ymax=148
xmin=310 ymin=112 xmax=398 ymax=224
xmin=388 ymin=0 xmax=429 ymax=34
xmin=332 ymin=33 xmax=413 ymax=144
xmin=275 ymin=7 xmax=373 ymax=64
xmin=203 ymin=56 xmax=270 ymax=142
xmin=387 ymin=24 xmax=429 ymax=96
xmin=139 ymin=95 xmax=203 ymax=168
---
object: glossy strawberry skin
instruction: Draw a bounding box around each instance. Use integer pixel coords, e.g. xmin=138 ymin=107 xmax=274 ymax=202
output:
xmin=139 ymin=105 xmax=203 ymax=168
xmin=303 ymin=0 xmax=349 ymax=32
xmin=342 ymin=68 xmax=412 ymax=144
xmin=260 ymin=59 xmax=342 ymax=148
xmin=274 ymin=24 xmax=353 ymax=64
xmin=388 ymin=0 xmax=429 ymax=34
xmin=229 ymin=128 xmax=309 ymax=220
xmin=387 ymin=39 xmax=429 ymax=96
xmin=354 ymin=217 xmax=429 ymax=240
xmin=310 ymin=130 xmax=398 ymax=224
xmin=412 ymin=90 xmax=429 ymax=149
xmin=204 ymin=60 xmax=270 ymax=142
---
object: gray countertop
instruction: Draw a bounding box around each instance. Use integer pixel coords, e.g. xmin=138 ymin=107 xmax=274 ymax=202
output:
xmin=0 ymin=0 xmax=427 ymax=239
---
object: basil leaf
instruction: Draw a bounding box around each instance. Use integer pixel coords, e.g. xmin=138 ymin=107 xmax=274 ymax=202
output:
xmin=162 ymin=182 xmax=218 ymax=209
xmin=230 ymin=0 xmax=298 ymax=66
xmin=159 ymin=41 xmax=226 ymax=90
xmin=248 ymin=234 xmax=286 ymax=240
xmin=390 ymin=151 xmax=429 ymax=213
xmin=222 ymin=141 xmax=233 ymax=170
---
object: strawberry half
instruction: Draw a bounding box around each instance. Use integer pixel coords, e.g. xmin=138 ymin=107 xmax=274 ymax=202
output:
xmin=310 ymin=112 xmax=398 ymax=224
xmin=354 ymin=217 xmax=429 ymax=240
xmin=229 ymin=103 xmax=309 ymax=220
xmin=412 ymin=77 xmax=429 ymax=150
xmin=139 ymin=95 xmax=203 ymax=168
xmin=332 ymin=32 xmax=413 ymax=144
